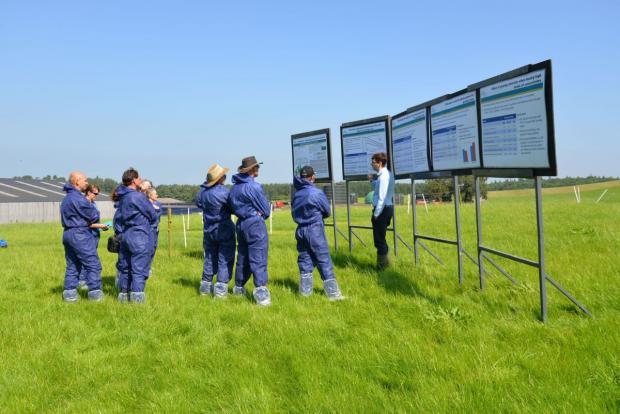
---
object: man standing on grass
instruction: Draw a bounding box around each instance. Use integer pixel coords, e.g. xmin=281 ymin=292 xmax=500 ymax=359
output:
xmin=291 ymin=166 xmax=344 ymax=300
xmin=115 ymin=167 xmax=158 ymax=304
xmin=60 ymin=171 xmax=108 ymax=302
xmin=196 ymin=163 xmax=236 ymax=298
xmin=229 ymin=156 xmax=272 ymax=306
xmin=368 ymin=152 xmax=395 ymax=270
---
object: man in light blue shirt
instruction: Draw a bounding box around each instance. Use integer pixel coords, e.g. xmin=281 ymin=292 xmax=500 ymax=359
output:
xmin=369 ymin=152 xmax=395 ymax=269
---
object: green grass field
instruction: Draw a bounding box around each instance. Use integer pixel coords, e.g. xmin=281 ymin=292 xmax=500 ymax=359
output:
xmin=0 ymin=182 xmax=619 ymax=412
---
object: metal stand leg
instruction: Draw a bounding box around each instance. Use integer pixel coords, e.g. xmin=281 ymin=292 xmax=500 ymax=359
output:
xmin=454 ymin=176 xmax=464 ymax=286
xmin=475 ymin=177 xmax=485 ymax=289
xmin=535 ymin=176 xmax=548 ymax=322
xmin=331 ymin=181 xmax=338 ymax=251
xmin=392 ymin=191 xmax=398 ymax=257
xmin=346 ymin=181 xmax=352 ymax=253
xmin=412 ymin=179 xmax=419 ymax=264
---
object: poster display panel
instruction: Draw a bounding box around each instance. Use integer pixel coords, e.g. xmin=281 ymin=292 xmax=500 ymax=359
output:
xmin=341 ymin=120 xmax=388 ymax=178
xmin=480 ymin=69 xmax=550 ymax=169
xmin=391 ymin=108 xmax=429 ymax=176
xmin=291 ymin=130 xmax=331 ymax=180
xmin=431 ymin=91 xmax=481 ymax=171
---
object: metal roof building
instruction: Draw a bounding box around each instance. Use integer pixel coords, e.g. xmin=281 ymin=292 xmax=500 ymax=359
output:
xmin=0 ymin=178 xmax=115 ymax=224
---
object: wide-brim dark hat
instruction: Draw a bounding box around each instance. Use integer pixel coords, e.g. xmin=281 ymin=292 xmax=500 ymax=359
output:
xmin=238 ymin=156 xmax=263 ymax=173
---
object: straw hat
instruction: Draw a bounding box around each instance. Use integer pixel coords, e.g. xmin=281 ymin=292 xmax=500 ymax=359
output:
xmin=206 ymin=164 xmax=229 ymax=187
xmin=237 ymin=155 xmax=263 ymax=173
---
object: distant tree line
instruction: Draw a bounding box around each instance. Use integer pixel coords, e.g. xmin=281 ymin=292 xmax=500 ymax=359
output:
xmin=485 ymin=175 xmax=618 ymax=191
xmin=12 ymin=174 xmax=617 ymax=203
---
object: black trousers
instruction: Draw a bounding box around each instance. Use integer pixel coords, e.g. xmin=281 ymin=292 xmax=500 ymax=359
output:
xmin=371 ymin=205 xmax=393 ymax=255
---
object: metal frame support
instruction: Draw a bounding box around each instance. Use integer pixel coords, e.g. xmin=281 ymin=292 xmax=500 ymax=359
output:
xmin=411 ymin=176 xmax=476 ymax=285
xmin=344 ymin=179 xmax=407 ymax=255
xmin=474 ymin=175 xmax=592 ymax=322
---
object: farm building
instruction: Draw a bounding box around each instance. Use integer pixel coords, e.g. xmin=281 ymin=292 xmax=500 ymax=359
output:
xmin=0 ymin=178 xmax=115 ymax=224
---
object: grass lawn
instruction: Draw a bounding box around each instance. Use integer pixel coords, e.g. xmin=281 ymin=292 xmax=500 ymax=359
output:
xmin=0 ymin=182 xmax=618 ymax=412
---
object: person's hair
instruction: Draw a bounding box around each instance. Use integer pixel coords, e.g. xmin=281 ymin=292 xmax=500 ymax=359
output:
xmin=371 ymin=152 xmax=388 ymax=167
xmin=140 ymin=179 xmax=153 ymax=192
xmin=122 ymin=168 xmax=139 ymax=186
xmin=111 ymin=188 xmax=119 ymax=202
xmin=145 ymin=188 xmax=157 ymax=198
xmin=85 ymin=184 xmax=99 ymax=194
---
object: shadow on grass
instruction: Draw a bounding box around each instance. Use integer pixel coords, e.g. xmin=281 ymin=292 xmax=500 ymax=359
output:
xmin=182 ymin=250 xmax=204 ymax=260
xmin=332 ymin=251 xmax=375 ymax=272
xmin=49 ymin=275 xmax=119 ymax=297
xmin=270 ymin=277 xmax=298 ymax=292
xmin=173 ymin=277 xmax=200 ymax=293
xmin=332 ymin=251 xmax=442 ymax=303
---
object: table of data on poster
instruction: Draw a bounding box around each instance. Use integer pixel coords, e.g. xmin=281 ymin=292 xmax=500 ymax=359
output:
xmin=480 ymin=69 xmax=550 ymax=169
xmin=342 ymin=121 xmax=388 ymax=177
xmin=392 ymin=108 xmax=429 ymax=175
xmin=292 ymin=131 xmax=330 ymax=179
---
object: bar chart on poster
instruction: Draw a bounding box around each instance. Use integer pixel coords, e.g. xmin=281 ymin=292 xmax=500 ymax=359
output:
xmin=480 ymin=69 xmax=550 ymax=169
xmin=391 ymin=108 xmax=429 ymax=176
xmin=430 ymin=91 xmax=481 ymax=171
xmin=342 ymin=120 xmax=388 ymax=177
xmin=292 ymin=131 xmax=331 ymax=179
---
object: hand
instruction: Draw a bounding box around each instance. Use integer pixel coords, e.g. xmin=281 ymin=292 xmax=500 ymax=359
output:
xmin=367 ymin=174 xmax=373 ymax=182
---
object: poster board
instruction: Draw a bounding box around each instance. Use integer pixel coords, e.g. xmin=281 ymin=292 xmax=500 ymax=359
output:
xmin=340 ymin=115 xmax=391 ymax=181
xmin=291 ymin=128 xmax=333 ymax=182
xmin=473 ymin=60 xmax=557 ymax=175
xmin=430 ymin=90 xmax=481 ymax=173
xmin=391 ymin=104 xmax=430 ymax=179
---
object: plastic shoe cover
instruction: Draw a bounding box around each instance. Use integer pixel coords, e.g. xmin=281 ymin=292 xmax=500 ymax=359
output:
xmin=130 ymin=292 xmax=146 ymax=304
xmin=63 ymin=289 xmax=78 ymax=303
xmin=213 ymin=282 xmax=228 ymax=298
xmin=77 ymin=280 xmax=88 ymax=290
xmin=88 ymin=289 xmax=104 ymax=301
xmin=232 ymin=285 xmax=247 ymax=296
xmin=117 ymin=292 xmax=129 ymax=303
xmin=199 ymin=281 xmax=212 ymax=296
xmin=253 ymin=286 xmax=271 ymax=306
xmin=299 ymin=273 xmax=313 ymax=297
xmin=323 ymin=279 xmax=345 ymax=301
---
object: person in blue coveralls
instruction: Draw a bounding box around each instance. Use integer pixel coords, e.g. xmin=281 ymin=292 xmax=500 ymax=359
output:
xmin=112 ymin=187 xmax=125 ymax=289
xmin=145 ymin=187 xmax=161 ymax=278
xmin=229 ymin=156 xmax=272 ymax=306
xmin=115 ymin=167 xmax=157 ymax=304
xmin=368 ymin=152 xmax=395 ymax=270
xmin=77 ymin=184 xmax=106 ymax=289
xmin=60 ymin=172 xmax=109 ymax=302
xmin=292 ymin=166 xmax=344 ymax=300
xmin=195 ymin=163 xmax=236 ymax=298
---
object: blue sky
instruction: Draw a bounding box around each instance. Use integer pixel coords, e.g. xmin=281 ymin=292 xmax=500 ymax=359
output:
xmin=1 ymin=0 xmax=619 ymax=184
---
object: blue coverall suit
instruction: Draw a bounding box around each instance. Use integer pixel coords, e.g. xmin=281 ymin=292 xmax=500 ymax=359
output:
xmin=229 ymin=173 xmax=271 ymax=288
xmin=113 ymin=202 xmax=126 ymax=275
xmin=291 ymin=177 xmax=335 ymax=281
xmin=196 ymin=182 xmax=236 ymax=283
xmin=60 ymin=183 xmax=103 ymax=291
xmin=78 ymin=200 xmax=102 ymax=284
xmin=116 ymin=185 xmax=157 ymax=293
xmin=149 ymin=200 xmax=162 ymax=267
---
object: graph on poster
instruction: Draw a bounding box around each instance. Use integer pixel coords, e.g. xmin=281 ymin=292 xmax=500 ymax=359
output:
xmin=430 ymin=91 xmax=481 ymax=171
